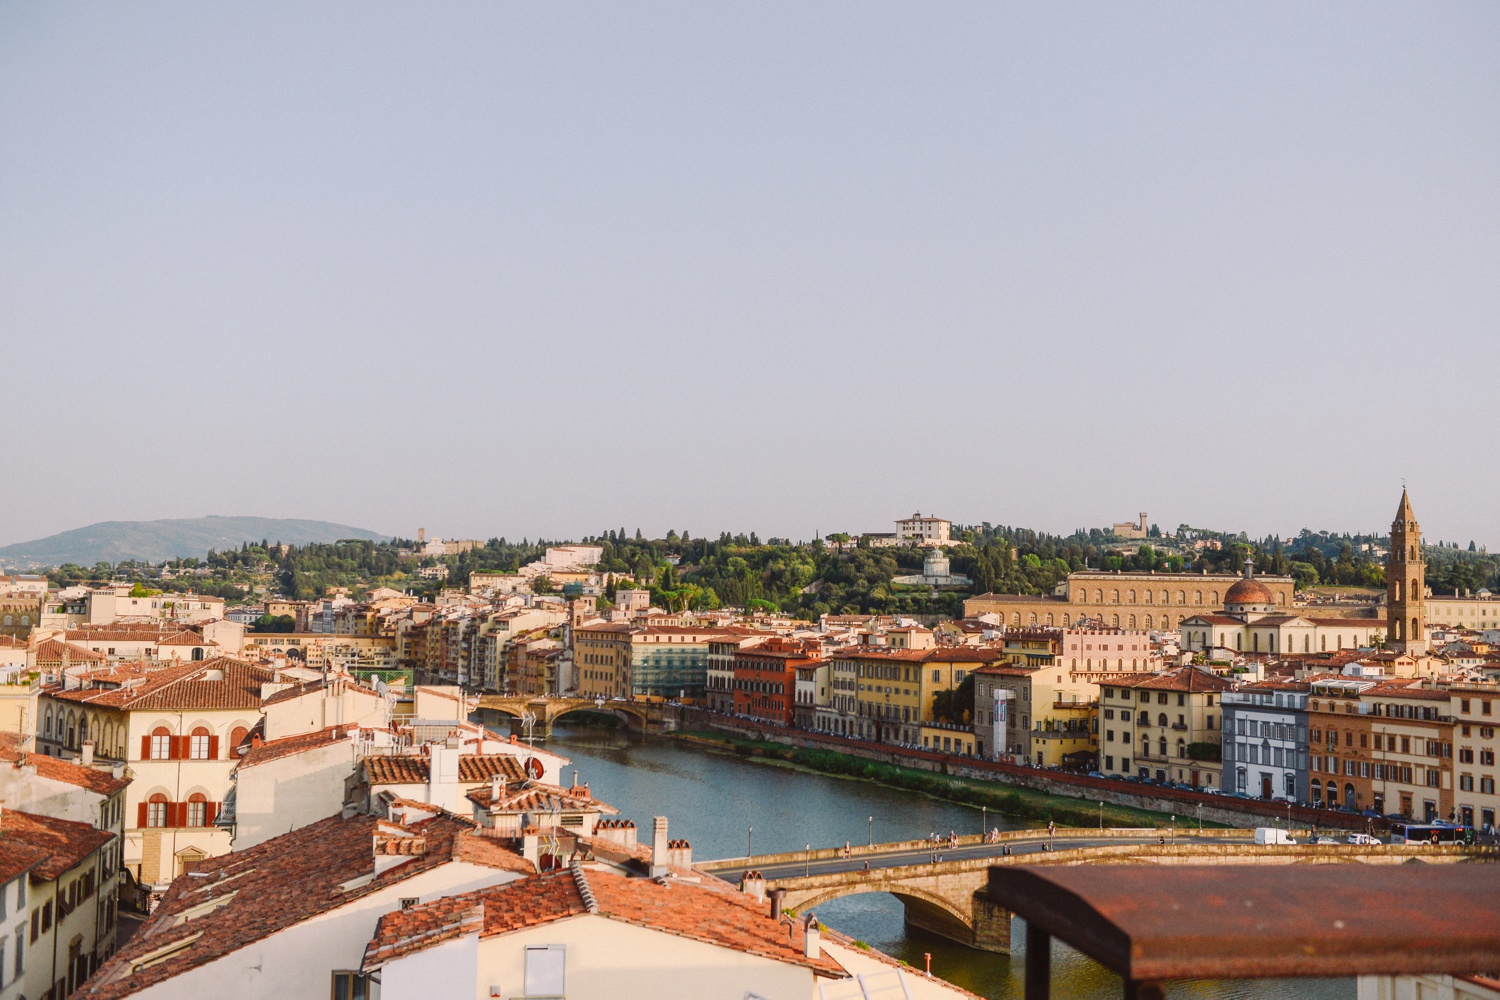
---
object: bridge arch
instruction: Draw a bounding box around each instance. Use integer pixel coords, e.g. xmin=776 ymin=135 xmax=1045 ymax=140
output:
xmin=786 ymin=882 xmax=973 ymax=936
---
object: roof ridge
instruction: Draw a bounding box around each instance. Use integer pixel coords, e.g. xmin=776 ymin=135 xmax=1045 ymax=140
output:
xmin=570 ymin=859 xmax=598 ymax=913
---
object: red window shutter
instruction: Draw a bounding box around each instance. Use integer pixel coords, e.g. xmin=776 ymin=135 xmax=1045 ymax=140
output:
xmin=174 ymin=736 xmax=187 ymax=759
xmin=175 ymin=802 xmax=188 ymax=827
xmin=205 ymin=803 xmax=219 ymax=826
xmin=141 ymin=735 xmax=151 ymax=759
xmin=137 ymin=803 xmax=148 ymax=827
xmin=208 ymin=736 xmax=220 ymax=760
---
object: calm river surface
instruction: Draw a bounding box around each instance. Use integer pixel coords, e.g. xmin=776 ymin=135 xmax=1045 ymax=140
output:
xmin=547 ymin=725 xmax=1353 ymax=1000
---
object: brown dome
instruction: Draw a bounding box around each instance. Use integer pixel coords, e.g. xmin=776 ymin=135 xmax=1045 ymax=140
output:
xmin=1224 ymin=578 xmax=1274 ymax=607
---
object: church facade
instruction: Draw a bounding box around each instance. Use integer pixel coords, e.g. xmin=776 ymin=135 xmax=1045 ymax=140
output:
xmin=1182 ymin=489 xmax=1429 ymax=658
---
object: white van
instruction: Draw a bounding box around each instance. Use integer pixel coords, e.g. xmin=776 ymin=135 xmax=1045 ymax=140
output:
xmin=1254 ymin=827 xmax=1296 ymax=845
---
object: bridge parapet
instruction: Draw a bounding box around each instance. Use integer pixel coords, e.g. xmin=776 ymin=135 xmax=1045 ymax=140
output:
xmin=752 ymin=842 xmax=1494 ymax=955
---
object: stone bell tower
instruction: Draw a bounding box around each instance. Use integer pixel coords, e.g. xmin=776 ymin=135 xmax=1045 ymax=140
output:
xmin=1386 ymin=488 xmax=1426 ymax=654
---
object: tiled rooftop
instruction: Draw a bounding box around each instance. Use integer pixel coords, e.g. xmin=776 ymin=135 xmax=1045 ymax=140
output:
xmin=363 ymin=753 xmax=528 ymax=786
xmin=0 ymin=806 xmax=114 ymax=881
xmin=0 ymin=731 xmax=128 ymax=796
xmin=363 ymin=867 xmax=846 ymax=978
xmin=81 ymin=811 xmax=532 ymax=1000
xmin=48 ymin=657 xmax=272 ymax=711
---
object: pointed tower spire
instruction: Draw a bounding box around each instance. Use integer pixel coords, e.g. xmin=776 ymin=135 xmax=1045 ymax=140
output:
xmin=1394 ymin=487 xmax=1416 ymax=524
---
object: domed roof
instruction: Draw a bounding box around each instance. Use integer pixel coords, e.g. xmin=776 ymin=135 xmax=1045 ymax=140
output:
xmin=1224 ymin=578 xmax=1274 ymax=607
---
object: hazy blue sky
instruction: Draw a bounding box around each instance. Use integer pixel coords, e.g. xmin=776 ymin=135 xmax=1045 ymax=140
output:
xmin=3 ymin=3 xmax=1497 ymax=548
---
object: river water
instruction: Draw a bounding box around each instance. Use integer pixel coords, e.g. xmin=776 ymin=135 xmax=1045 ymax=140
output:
xmin=548 ymin=724 xmax=1353 ymax=1000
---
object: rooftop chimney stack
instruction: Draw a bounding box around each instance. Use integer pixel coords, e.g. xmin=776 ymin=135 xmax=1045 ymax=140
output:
xmin=769 ymin=888 xmax=786 ymax=920
xmin=80 ymin=741 xmax=94 ymax=767
xmin=803 ymin=914 xmax=821 ymax=958
xmin=650 ymin=816 xmax=670 ymax=877
xmin=490 ymin=773 xmax=505 ymax=802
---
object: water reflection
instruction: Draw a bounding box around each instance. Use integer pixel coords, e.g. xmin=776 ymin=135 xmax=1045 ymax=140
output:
xmin=547 ymin=725 xmax=1353 ymax=1000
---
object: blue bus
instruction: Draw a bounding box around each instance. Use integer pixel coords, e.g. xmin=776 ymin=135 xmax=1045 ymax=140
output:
xmin=1389 ymin=821 xmax=1465 ymax=845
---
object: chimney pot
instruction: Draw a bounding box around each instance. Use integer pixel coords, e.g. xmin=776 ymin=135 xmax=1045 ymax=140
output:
xmin=803 ymin=913 xmax=821 ymax=959
xmin=769 ymin=888 xmax=786 ymax=920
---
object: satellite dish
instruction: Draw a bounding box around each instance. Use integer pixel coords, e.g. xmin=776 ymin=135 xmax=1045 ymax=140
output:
xmin=524 ymin=757 xmax=545 ymax=780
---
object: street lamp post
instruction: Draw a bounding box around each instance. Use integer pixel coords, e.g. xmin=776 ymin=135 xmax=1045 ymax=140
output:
xmin=805 ymin=844 xmax=811 ymax=877
xmin=747 ymin=826 xmax=753 ymax=862
xmin=1197 ymin=802 xmax=1203 ymax=833
xmin=1170 ymin=815 xmax=1176 ymax=845
xmin=1098 ymin=800 xmax=1104 ymax=831
xmin=981 ymin=806 xmax=987 ymax=839
xmin=868 ymin=816 xmax=873 ymax=848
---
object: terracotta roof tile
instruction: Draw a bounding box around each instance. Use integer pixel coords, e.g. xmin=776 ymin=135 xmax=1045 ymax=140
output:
xmin=1116 ymin=667 xmax=1236 ymax=693
xmin=0 ymin=732 xmax=128 ymax=796
xmin=0 ymin=807 xmax=113 ymax=881
xmin=362 ymin=754 xmax=528 ymax=786
xmin=235 ymin=726 xmax=357 ymax=769
xmin=363 ymin=868 xmax=847 ymax=978
xmin=48 ymin=657 xmax=272 ymax=712
xmin=81 ymin=812 xmax=532 ymax=1000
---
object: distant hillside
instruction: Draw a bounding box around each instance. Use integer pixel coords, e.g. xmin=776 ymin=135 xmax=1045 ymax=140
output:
xmin=0 ymin=516 xmax=391 ymax=569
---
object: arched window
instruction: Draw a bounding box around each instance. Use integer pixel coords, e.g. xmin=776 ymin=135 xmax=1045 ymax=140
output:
xmin=1095 ymin=589 xmax=1104 ymax=604
xmin=1409 ymin=545 xmax=1415 ymax=559
xmin=151 ymin=726 xmax=173 ymax=760
xmin=147 ymin=793 xmax=170 ymax=828
xmin=1177 ymin=738 xmax=1186 ymax=756
xmin=66 ymin=711 xmax=77 ymax=748
xmin=191 ymin=647 xmax=204 ymax=661
xmin=43 ymin=707 xmax=52 ymax=738
xmin=1211 ymin=591 xmax=1219 ymax=605
xmin=1395 ymin=580 xmax=1404 ymax=602
xmin=187 ymin=793 xmax=209 ymax=827
xmin=1128 ymin=590 xmax=1136 ymax=603
xmin=230 ymin=726 xmax=250 ymax=755
xmin=1177 ymin=591 xmax=1186 ymax=605
xmin=1158 ymin=713 xmax=1168 ymax=727
xmin=190 ymin=726 xmax=212 ymax=760
xmin=1141 ymin=738 xmax=1150 ymax=757
xmin=1311 ymin=779 xmax=1322 ymax=804
xmin=1111 ymin=590 xmax=1120 ymax=604
xmin=1326 ymin=784 xmax=1339 ymax=807
xmin=1160 ymin=590 xmax=1169 ymax=605
xmin=1028 ymin=613 xmax=1037 ymax=625
xmin=1158 ymin=736 xmax=1168 ymax=756
xmin=1236 ymin=634 xmax=1243 ymax=651
xmin=1254 ymin=634 xmax=1260 ymax=652
xmin=79 ymin=714 xmax=90 ymax=743
xmin=1046 ymin=613 xmax=1054 ymax=626
xmin=1062 ymin=614 xmax=1071 ymax=626
xmin=1411 ymin=617 xmax=1420 ymax=640
xmin=1194 ymin=590 xmax=1203 ymax=605
xmin=1144 ymin=591 xmax=1153 ymax=604
xmin=1144 ymin=615 xmax=1153 ymax=628
xmin=1321 ymin=635 xmax=1327 ymax=652
xmin=1111 ymin=614 xmax=1120 ymax=627
xmin=1345 ymin=783 xmax=1356 ymax=806
xmin=1128 ymin=615 xmax=1136 ymax=628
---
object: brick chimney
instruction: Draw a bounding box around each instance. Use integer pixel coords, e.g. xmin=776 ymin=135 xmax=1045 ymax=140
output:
xmin=80 ymin=741 xmax=94 ymax=767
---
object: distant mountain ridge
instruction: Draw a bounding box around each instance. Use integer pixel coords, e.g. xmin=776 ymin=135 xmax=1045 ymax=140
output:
xmin=0 ymin=516 xmax=391 ymax=569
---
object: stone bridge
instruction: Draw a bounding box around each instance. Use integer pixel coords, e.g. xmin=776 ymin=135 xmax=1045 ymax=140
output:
xmin=474 ymin=695 xmax=678 ymax=737
xmin=726 ymin=841 xmax=1493 ymax=954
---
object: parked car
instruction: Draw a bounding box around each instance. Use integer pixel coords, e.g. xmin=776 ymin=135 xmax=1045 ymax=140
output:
xmin=1346 ymin=832 xmax=1383 ymax=846
xmin=1311 ymin=836 xmax=1339 ymax=845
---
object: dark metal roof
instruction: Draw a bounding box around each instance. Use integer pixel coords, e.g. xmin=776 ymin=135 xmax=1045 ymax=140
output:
xmin=987 ymin=863 xmax=1500 ymax=982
